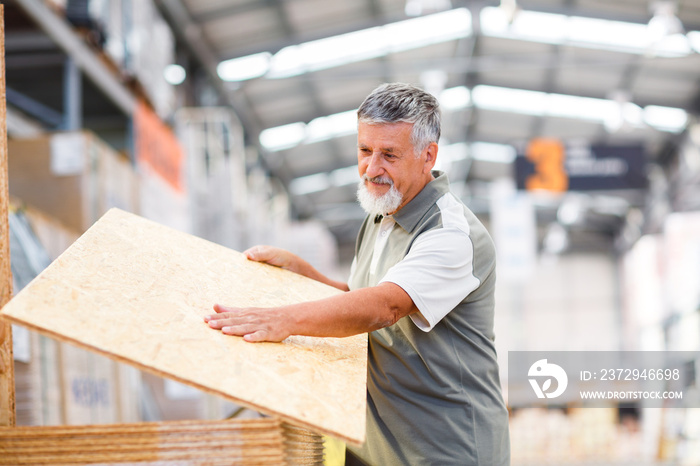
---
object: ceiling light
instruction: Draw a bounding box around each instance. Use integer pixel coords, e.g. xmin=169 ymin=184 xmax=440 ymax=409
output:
xmin=688 ymin=31 xmax=700 ymax=52
xmin=217 ymin=52 xmax=271 ymax=82
xmin=163 ymin=64 xmax=186 ymax=85
xmin=268 ymin=28 xmax=385 ymax=78
xmin=439 ymin=86 xmax=471 ymax=110
xmin=471 ymin=85 xmax=687 ymax=133
xmin=421 ymin=69 xmax=448 ymax=97
xmin=545 ymin=93 xmax=615 ymax=122
xmin=289 ymin=173 xmax=331 ymax=196
xmin=472 ymin=85 xmax=546 ymax=115
xmin=567 ymin=15 xmax=654 ymax=52
xmin=306 ymin=110 xmax=358 ymax=144
xmin=260 ymin=109 xmax=358 ymax=151
xmin=470 ymin=142 xmax=517 ymax=163
xmin=389 ymin=9 xmax=471 ymax=50
xmin=405 ymin=0 xmax=453 ymax=17
xmin=643 ymin=105 xmax=688 ymax=133
xmin=498 ymin=7 xmax=567 ymax=43
xmin=480 ymin=6 xmax=693 ymax=57
xmin=259 ymin=122 xmax=306 ymax=151
xmin=290 ymin=165 xmax=360 ymax=196
xmin=267 ymin=8 xmax=471 ymax=79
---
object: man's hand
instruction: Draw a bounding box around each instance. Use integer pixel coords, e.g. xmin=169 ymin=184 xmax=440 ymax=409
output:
xmin=244 ymin=245 xmax=299 ymax=272
xmin=244 ymin=245 xmax=349 ymax=292
xmin=204 ymin=303 xmax=293 ymax=342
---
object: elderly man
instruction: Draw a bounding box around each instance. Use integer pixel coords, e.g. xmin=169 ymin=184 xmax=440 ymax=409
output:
xmin=205 ymin=83 xmax=510 ymax=465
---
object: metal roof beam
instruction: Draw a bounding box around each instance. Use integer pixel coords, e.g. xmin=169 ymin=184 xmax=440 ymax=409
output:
xmin=5 ymin=86 xmax=63 ymax=127
xmin=265 ymin=0 xmax=348 ymax=178
xmin=4 ymin=31 xmax=57 ymax=51
xmin=190 ymin=0 xmax=287 ymax=23
xmin=156 ymin=0 xmax=265 ymax=142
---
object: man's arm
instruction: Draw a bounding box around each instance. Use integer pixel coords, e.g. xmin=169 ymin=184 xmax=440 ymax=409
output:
xmin=205 ymin=281 xmax=418 ymax=342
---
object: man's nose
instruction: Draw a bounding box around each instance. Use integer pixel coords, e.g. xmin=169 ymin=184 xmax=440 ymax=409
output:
xmin=365 ymin=152 xmax=384 ymax=178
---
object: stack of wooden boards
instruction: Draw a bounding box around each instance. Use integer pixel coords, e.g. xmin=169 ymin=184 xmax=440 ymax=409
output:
xmin=0 ymin=418 xmax=285 ymax=465
xmin=1 ymin=208 xmax=367 ymax=463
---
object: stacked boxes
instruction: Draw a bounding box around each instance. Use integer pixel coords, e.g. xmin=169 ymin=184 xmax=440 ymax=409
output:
xmin=135 ymin=101 xmax=192 ymax=235
xmin=8 ymin=130 xmax=139 ymax=234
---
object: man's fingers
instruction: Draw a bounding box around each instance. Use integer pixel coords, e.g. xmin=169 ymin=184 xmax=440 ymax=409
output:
xmin=242 ymin=330 xmax=269 ymax=342
xmin=206 ymin=316 xmax=254 ymax=334
xmin=244 ymin=245 xmax=275 ymax=262
xmin=212 ymin=303 xmax=233 ymax=314
xmin=204 ymin=305 xmax=234 ymax=322
xmin=204 ymin=305 xmax=289 ymax=342
xmin=221 ymin=324 xmax=253 ymax=336
xmin=206 ymin=316 xmax=229 ymax=328
xmin=205 ymin=310 xmax=261 ymax=328
xmin=244 ymin=246 xmax=291 ymax=269
xmin=220 ymin=325 xmax=270 ymax=342
xmin=221 ymin=326 xmax=271 ymax=342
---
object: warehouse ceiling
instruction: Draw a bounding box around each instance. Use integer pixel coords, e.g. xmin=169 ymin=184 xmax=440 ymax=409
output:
xmin=5 ymin=0 xmax=700 ymax=257
xmin=153 ymin=0 xmax=700 ymax=253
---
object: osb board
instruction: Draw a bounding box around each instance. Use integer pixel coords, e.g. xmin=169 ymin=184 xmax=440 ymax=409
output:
xmin=0 ymin=208 xmax=366 ymax=444
xmin=0 ymin=4 xmax=16 ymax=427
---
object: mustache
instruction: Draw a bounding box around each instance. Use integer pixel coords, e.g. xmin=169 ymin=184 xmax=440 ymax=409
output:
xmin=362 ymin=174 xmax=393 ymax=186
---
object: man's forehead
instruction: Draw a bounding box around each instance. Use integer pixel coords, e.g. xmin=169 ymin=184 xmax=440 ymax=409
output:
xmin=357 ymin=138 xmax=401 ymax=151
xmin=357 ymin=122 xmax=412 ymax=141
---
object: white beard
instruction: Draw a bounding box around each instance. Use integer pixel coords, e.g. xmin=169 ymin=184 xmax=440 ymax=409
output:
xmin=356 ymin=175 xmax=403 ymax=216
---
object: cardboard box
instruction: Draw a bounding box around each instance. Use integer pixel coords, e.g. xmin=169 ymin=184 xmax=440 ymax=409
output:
xmin=8 ymin=131 xmax=139 ymax=233
xmin=60 ymin=343 xmax=120 ymax=425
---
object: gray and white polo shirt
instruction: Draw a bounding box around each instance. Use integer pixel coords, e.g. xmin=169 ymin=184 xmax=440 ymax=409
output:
xmin=347 ymin=171 xmax=510 ymax=466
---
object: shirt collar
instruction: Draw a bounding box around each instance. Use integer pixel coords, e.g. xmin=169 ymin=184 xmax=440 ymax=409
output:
xmin=392 ymin=170 xmax=450 ymax=233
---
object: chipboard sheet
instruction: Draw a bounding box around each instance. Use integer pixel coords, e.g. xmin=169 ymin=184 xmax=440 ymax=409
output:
xmin=0 ymin=208 xmax=366 ymax=444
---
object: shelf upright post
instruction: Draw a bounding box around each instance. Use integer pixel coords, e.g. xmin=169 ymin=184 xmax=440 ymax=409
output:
xmin=63 ymin=56 xmax=82 ymax=130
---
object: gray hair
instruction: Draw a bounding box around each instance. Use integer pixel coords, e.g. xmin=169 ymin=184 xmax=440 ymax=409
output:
xmin=357 ymin=82 xmax=441 ymax=154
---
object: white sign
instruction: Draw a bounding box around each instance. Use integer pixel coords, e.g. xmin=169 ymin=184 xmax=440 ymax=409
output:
xmin=50 ymin=133 xmax=85 ymax=176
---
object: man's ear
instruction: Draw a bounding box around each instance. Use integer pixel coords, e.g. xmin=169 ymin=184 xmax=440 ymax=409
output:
xmin=423 ymin=142 xmax=438 ymax=174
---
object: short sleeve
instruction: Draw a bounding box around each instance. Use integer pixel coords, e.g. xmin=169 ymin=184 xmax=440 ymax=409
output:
xmin=379 ymin=227 xmax=481 ymax=331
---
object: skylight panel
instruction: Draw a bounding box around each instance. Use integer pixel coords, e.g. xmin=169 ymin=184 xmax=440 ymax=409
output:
xmin=480 ymin=6 xmax=693 ymax=57
xmin=266 ymin=8 xmax=472 ymax=79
